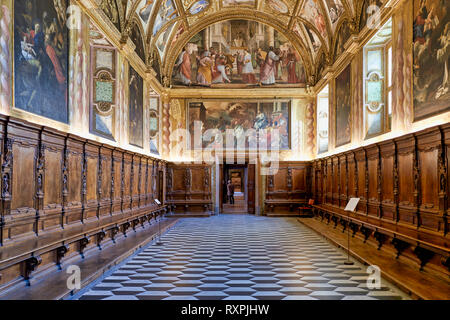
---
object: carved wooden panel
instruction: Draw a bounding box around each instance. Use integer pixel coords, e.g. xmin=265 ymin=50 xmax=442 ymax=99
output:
xmin=416 ymin=127 xmax=443 ymax=232
xmin=0 ymin=116 xmax=166 ymax=291
xmin=41 ymin=128 xmax=65 ymax=230
xmin=346 ymin=152 xmax=356 ymax=199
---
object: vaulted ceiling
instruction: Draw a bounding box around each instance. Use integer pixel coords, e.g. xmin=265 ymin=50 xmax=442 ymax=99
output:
xmin=94 ymin=0 xmax=387 ymax=86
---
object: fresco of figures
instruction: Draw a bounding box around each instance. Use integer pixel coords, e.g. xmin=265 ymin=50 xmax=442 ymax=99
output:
xmin=189 ymin=0 xmax=210 ymax=15
xmin=335 ymin=65 xmax=351 ymax=147
xmin=172 ymin=20 xmax=306 ymax=88
xmin=14 ymin=0 xmax=69 ymax=123
xmin=300 ymin=0 xmax=328 ymax=42
xmin=188 ymin=100 xmax=290 ymax=150
xmin=323 ymin=0 xmax=345 ymax=29
xmin=413 ymin=0 xmax=450 ymax=120
xmin=100 ymin=0 xmax=121 ymax=31
xmin=130 ymin=22 xmax=146 ymax=62
xmin=129 ymin=66 xmax=144 ymax=148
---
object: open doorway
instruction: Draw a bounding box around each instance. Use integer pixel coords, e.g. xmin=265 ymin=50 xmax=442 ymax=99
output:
xmin=220 ymin=164 xmax=255 ymax=214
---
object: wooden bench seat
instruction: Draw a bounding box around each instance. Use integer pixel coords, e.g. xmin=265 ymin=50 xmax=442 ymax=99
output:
xmin=312 ymin=204 xmax=450 ymax=272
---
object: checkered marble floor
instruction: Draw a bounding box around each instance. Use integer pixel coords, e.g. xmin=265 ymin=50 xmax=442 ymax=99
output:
xmin=77 ymin=215 xmax=409 ymax=300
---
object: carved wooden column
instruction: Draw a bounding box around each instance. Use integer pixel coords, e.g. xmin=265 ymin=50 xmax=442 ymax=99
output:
xmin=35 ymin=135 xmax=45 ymax=235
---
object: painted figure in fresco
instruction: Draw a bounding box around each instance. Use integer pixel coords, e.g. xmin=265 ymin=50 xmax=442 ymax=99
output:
xmin=260 ymin=47 xmax=280 ymax=85
xmin=139 ymin=0 xmax=154 ymax=22
xmin=212 ymin=55 xmax=232 ymax=84
xmin=175 ymin=46 xmax=192 ymax=85
xmin=241 ymin=49 xmax=256 ymax=84
xmin=286 ymin=47 xmax=300 ymax=84
xmin=197 ymin=51 xmax=214 ymax=85
xmin=100 ymin=0 xmax=119 ymax=25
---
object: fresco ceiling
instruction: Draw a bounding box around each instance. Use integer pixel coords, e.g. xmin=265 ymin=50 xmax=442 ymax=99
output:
xmin=94 ymin=0 xmax=387 ymax=86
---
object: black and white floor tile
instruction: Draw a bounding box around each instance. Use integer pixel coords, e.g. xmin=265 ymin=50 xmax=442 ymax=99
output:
xmin=77 ymin=215 xmax=409 ymax=300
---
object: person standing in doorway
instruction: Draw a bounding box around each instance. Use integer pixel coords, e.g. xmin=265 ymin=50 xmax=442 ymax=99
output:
xmin=227 ymin=180 xmax=235 ymax=205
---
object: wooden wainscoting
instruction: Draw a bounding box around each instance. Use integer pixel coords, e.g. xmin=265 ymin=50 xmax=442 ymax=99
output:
xmin=264 ymin=161 xmax=312 ymax=216
xmin=0 ymin=115 xmax=167 ymax=294
xmin=311 ymin=123 xmax=450 ymax=281
xmin=166 ymin=163 xmax=213 ymax=217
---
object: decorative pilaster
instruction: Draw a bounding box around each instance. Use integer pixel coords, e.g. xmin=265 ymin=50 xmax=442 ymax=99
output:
xmin=305 ymin=101 xmax=315 ymax=158
xmin=0 ymin=4 xmax=11 ymax=113
xmin=162 ymin=95 xmax=171 ymax=158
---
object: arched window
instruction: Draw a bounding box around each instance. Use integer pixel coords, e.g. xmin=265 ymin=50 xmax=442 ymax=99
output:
xmin=149 ymin=95 xmax=160 ymax=155
xmin=317 ymin=84 xmax=329 ymax=154
xmin=363 ymin=18 xmax=392 ymax=139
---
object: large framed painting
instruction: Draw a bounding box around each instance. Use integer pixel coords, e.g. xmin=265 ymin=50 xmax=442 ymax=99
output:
xmin=129 ymin=66 xmax=144 ymax=148
xmin=14 ymin=0 xmax=69 ymax=123
xmin=335 ymin=64 xmax=351 ymax=147
xmin=172 ymin=19 xmax=306 ymax=88
xmin=187 ymin=99 xmax=291 ymax=150
xmin=413 ymin=0 xmax=450 ymax=120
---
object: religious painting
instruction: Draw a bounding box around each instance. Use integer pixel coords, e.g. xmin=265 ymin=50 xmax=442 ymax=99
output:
xmin=305 ymin=25 xmax=322 ymax=58
xmin=300 ymin=0 xmax=328 ymax=42
xmin=152 ymin=0 xmax=178 ymax=36
xmin=187 ymin=100 xmax=291 ymax=150
xmin=189 ymin=0 xmax=210 ymax=15
xmin=413 ymin=0 xmax=450 ymax=120
xmin=172 ymin=20 xmax=306 ymax=88
xmin=266 ymin=0 xmax=289 ymax=14
xmin=335 ymin=65 xmax=351 ymax=147
xmin=129 ymin=66 xmax=144 ymax=148
xmin=222 ymin=0 xmax=256 ymax=7
xmin=130 ymin=22 xmax=146 ymax=62
xmin=14 ymin=0 xmax=69 ymax=123
xmin=323 ymin=0 xmax=345 ymax=30
xmin=156 ymin=21 xmax=177 ymax=61
xmin=99 ymin=0 xmax=121 ymax=31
